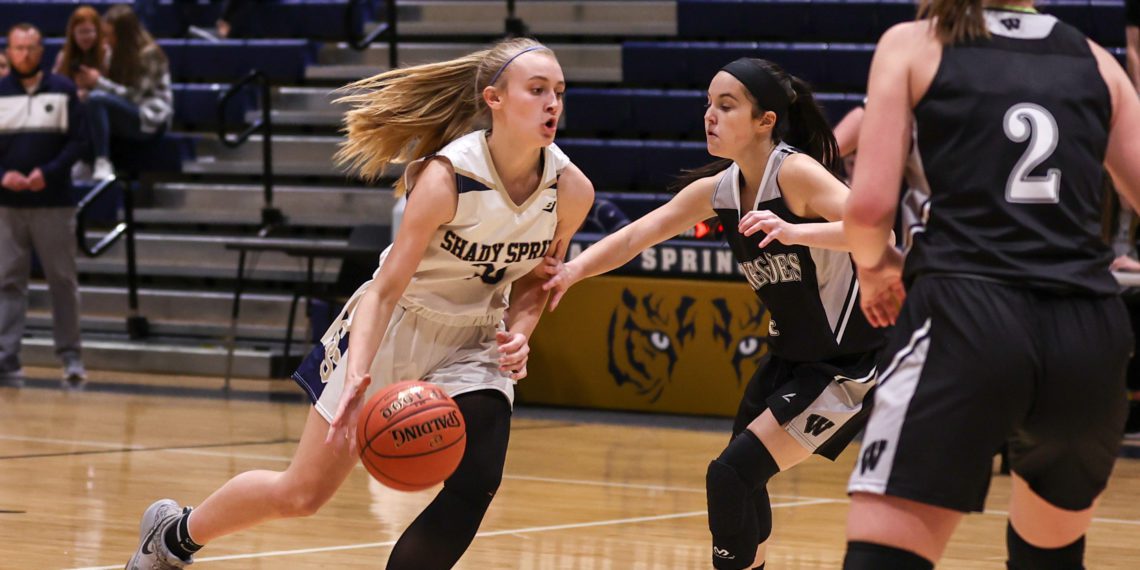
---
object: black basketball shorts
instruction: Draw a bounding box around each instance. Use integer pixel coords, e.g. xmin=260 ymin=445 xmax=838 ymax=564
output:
xmin=848 ymin=275 xmax=1132 ymax=512
xmin=732 ymin=349 xmax=878 ymax=460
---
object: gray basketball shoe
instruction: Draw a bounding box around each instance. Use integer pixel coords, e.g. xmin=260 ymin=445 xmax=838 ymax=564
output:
xmin=125 ymin=500 xmax=193 ymax=569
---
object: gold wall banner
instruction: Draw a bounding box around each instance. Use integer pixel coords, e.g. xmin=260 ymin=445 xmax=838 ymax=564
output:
xmin=521 ymin=276 xmax=770 ymax=417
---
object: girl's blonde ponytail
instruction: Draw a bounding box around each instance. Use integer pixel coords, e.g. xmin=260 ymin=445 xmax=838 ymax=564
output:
xmin=335 ymin=38 xmax=553 ymax=195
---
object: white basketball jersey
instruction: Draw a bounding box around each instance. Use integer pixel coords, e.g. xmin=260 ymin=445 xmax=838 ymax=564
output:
xmin=371 ymin=130 xmax=570 ymax=327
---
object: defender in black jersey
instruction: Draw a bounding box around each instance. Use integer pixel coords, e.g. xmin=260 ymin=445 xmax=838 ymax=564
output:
xmin=543 ymin=58 xmax=883 ymax=570
xmin=841 ymin=3 xmax=1140 ymax=570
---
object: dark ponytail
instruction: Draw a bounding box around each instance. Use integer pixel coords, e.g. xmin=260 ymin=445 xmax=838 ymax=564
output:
xmin=918 ymin=0 xmax=988 ymax=44
xmin=782 ymin=75 xmax=842 ymax=175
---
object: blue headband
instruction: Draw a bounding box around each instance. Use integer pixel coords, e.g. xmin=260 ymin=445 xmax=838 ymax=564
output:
xmin=488 ymin=46 xmax=545 ymax=86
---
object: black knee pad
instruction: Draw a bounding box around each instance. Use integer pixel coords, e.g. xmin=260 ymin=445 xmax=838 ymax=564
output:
xmin=702 ymin=458 xmax=756 ymax=547
xmin=1007 ymin=523 xmax=1085 ymax=570
xmin=844 ymin=541 xmax=933 ymax=570
xmin=708 ymin=431 xmax=780 ymax=535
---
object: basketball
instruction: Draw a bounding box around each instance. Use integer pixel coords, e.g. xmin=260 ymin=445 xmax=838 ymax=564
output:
xmin=356 ymin=380 xmax=467 ymax=491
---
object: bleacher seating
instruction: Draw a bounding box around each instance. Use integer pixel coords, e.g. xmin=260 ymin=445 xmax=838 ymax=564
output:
xmin=677 ymin=0 xmax=1125 ymax=46
xmin=623 ymin=41 xmax=874 ymax=91
xmin=676 ymin=0 xmax=915 ymax=42
xmin=144 ymin=0 xmax=366 ymax=41
xmin=1 ymin=37 xmax=316 ymax=83
xmin=0 ymin=0 xmax=365 ymax=41
xmin=172 ymin=83 xmax=255 ymax=130
xmin=0 ymin=0 xmax=118 ymax=36
xmin=558 ymin=139 xmax=711 ymax=192
xmin=162 ymin=39 xmax=316 ymax=83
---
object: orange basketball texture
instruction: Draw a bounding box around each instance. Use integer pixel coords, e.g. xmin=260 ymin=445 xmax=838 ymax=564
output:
xmin=356 ymin=380 xmax=467 ymax=491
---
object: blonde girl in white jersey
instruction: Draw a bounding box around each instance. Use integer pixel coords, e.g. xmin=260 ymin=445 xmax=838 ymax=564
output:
xmin=125 ymin=37 xmax=594 ymax=570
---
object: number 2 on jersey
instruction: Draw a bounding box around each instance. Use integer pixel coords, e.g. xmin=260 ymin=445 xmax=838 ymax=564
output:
xmin=1003 ymin=103 xmax=1061 ymax=204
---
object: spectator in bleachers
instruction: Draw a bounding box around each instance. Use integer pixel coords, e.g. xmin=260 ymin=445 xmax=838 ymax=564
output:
xmin=53 ymin=5 xmax=108 ymax=102
xmin=86 ymin=4 xmax=172 ymax=181
xmin=0 ymin=23 xmax=87 ymax=388
xmin=0 ymin=52 xmax=9 ymax=78
xmin=55 ymin=5 xmax=109 ymax=181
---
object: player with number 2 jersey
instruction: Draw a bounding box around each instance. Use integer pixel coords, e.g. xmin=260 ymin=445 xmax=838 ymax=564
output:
xmin=840 ymin=3 xmax=1140 ymax=569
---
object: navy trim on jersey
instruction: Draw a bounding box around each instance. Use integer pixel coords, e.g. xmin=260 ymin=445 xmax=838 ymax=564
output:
xmin=290 ymin=334 xmax=350 ymax=404
xmin=456 ymin=173 xmax=494 ymax=193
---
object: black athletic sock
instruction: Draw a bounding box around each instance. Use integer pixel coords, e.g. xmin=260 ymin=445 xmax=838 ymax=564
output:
xmin=164 ymin=509 xmax=203 ymax=561
xmin=1006 ymin=522 xmax=1085 ymax=570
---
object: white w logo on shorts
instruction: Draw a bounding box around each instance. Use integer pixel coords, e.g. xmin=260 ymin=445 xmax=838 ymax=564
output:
xmin=713 ymin=546 xmax=735 ymax=559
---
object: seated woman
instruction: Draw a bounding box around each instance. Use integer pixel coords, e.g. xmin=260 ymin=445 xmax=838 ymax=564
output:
xmin=85 ymin=4 xmax=172 ymax=181
xmin=54 ymin=5 xmax=107 ymax=101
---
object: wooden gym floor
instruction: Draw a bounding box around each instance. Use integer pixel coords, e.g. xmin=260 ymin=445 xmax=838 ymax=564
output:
xmin=2 ymin=371 xmax=1139 ymax=569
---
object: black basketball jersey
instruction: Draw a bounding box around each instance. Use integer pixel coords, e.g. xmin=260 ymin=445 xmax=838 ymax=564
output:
xmin=906 ymin=9 xmax=1116 ymax=294
xmin=712 ymin=144 xmax=882 ymax=362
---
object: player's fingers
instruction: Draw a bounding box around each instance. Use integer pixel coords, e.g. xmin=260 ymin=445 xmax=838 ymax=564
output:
xmin=861 ymin=301 xmax=885 ymax=328
xmin=500 ymin=342 xmax=529 ymax=361
xmin=326 ymin=410 xmax=347 ymax=445
xmin=871 ymin=306 xmax=890 ymax=328
xmin=500 ymin=357 xmax=524 ymax=370
xmin=549 ymin=288 xmax=565 ymax=311
xmin=499 ymin=346 xmax=530 ymax=368
xmin=759 ymin=229 xmax=780 ymax=248
xmin=876 ymin=294 xmax=898 ymax=327
xmin=740 ymin=220 xmax=763 ymax=236
xmin=890 ymin=281 xmax=908 ymax=306
xmin=510 ymin=365 xmax=528 ymax=381
xmin=503 ymin=336 xmax=527 ymax=354
xmin=543 ymin=275 xmax=568 ymax=293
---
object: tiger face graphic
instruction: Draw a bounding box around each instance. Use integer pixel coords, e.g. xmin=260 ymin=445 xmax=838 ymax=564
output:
xmin=606 ymin=288 xmax=770 ymax=402
xmin=710 ymin=297 xmax=770 ymax=385
xmin=606 ymin=288 xmax=696 ymax=403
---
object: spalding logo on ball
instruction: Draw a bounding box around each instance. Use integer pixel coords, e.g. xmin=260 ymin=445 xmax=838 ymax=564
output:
xmin=356 ymin=380 xmax=467 ymax=491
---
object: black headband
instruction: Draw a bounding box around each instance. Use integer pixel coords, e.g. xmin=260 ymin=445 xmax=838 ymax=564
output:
xmin=720 ymin=58 xmax=790 ymax=120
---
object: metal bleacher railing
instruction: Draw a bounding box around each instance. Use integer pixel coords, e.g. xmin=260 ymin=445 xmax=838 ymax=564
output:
xmin=348 ymin=0 xmax=398 ymax=66
xmin=217 ymin=69 xmax=283 ymax=236
xmin=74 ymin=176 xmax=149 ymax=340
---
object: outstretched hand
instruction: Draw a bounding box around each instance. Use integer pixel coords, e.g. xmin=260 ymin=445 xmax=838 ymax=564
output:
xmin=496 ymin=331 xmax=529 ymax=380
xmin=325 ymin=373 xmax=373 ymax=451
xmin=540 ymin=255 xmax=579 ymax=311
